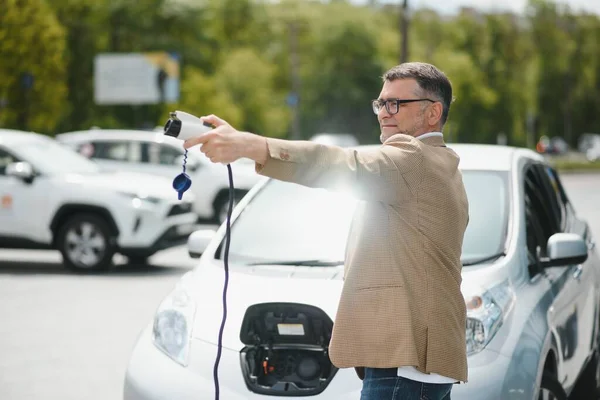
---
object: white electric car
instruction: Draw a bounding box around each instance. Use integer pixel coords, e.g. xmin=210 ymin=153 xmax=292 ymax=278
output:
xmin=124 ymin=143 xmax=600 ymax=399
xmin=56 ymin=129 xmax=262 ymax=223
xmin=0 ymin=129 xmax=198 ymax=272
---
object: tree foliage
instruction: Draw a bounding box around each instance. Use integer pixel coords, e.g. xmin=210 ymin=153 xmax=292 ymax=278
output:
xmin=0 ymin=0 xmax=68 ymax=132
xmin=1 ymin=0 xmax=599 ymax=147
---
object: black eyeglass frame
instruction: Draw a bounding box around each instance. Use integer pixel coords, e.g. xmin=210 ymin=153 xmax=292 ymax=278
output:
xmin=372 ymin=98 xmax=436 ymax=115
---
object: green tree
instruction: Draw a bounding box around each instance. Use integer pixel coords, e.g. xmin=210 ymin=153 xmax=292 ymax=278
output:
xmin=170 ymin=65 xmax=244 ymax=128
xmin=482 ymin=13 xmax=537 ymax=146
xmin=432 ymin=49 xmax=498 ymax=143
xmin=51 ymin=0 xmax=212 ymax=131
xmin=563 ymin=13 xmax=600 ymax=142
xmin=21 ymin=0 xmax=600 ymax=149
xmin=297 ymin=2 xmax=386 ymax=142
xmin=0 ymin=0 xmax=68 ymax=134
xmin=214 ymin=48 xmax=291 ymax=138
xmin=162 ymin=48 xmax=290 ymax=139
xmin=528 ymin=0 xmax=577 ymax=143
xmin=50 ymin=0 xmax=105 ymax=132
xmin=420 ymin=10 xmax=498 ymax=143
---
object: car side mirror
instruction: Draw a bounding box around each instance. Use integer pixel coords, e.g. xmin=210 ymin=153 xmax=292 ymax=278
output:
xmin=5 ymin=161 xmax=34 ymax=182
xmin=542 ymin=232 xmax=588 ymax=267
xmin=187 ymin=229 xmax=216 ymax=258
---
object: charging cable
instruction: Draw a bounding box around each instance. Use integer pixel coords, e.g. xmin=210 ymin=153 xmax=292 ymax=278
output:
xmin=213 ymin=163 xmax=233 ymax=400
xmin=163 ymin=111 xmax=233 ymax=400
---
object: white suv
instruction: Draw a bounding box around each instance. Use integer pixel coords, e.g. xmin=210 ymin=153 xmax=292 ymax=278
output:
xmin=0 ymin=129 xmax=198 ymax=272
xmin=55 ymin=129 xmax=263 ymax=223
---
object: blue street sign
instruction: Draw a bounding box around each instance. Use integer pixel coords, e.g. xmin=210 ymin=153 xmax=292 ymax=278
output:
xmin=286 ymin=92 xmax=298 ymax=107
xmin=21 ymin=72 xmax=34 ymax=90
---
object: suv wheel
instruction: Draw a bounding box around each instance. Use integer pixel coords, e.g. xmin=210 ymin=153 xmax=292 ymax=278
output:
xmin=56 ymin=213 xmax=116 ymax=272
xmin=539 ymin=372 xmax=567 ymax=400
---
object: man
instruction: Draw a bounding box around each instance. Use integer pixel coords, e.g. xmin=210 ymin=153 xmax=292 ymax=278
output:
xmin=184 ymin=62 xmax=469 ymax=400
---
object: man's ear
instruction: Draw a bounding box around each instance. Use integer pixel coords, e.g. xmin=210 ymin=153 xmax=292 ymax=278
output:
xmin=428 ymin=102 xmax=443 ymax=126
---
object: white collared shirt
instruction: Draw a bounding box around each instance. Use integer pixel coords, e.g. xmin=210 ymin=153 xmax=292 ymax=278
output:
xmin=415 ymin=131 xmax=444 ymax=141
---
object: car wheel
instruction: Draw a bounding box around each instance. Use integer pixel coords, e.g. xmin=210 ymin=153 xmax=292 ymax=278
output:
xmin=539 ymin=372 xmax=567 ymax=400
xmin=572 ymin=347 xmax=600 ymax=397
xmin=594 ymin=352 xmax=600 ymax=396
xmin=56 ymin=213 xmax=116 ymax=272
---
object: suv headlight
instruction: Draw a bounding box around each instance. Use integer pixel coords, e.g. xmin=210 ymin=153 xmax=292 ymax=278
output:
xmin=464 ymin=280 xmax=515 ymax=355
xmin=152 ymin=281 xmax=197 ymax=366
xmin=118 ymin=191 xmax=162 ymax=208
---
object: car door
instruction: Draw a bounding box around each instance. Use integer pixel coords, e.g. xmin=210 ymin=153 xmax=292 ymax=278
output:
xmin=525 ymin=163 xmax=593 ymax=390
xmin=142 ymin=141 xmax=186 ymax=180
xmin=105 ymin=139 xmax=171 ymax=177
xmin=524 ymin=165 xmax=576 ymax=387
xmin=86 ymin=140 xmax=133 ymax=172
xmin=0 ymin=147 xmax=38 ymax=241
xmin=0 ymin=147 xmax=19 ymax=238
xmin=546 ymin=166 xmax=598 ymax=377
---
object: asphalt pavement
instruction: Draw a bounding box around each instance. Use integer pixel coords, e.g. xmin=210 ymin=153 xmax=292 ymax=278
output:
xmin=0 ymin=227 xmax=212 ymax=400
xmin=0 ymin=173 xmax=599 ymax=400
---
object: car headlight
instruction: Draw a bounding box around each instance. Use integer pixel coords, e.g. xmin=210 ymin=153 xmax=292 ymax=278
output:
xmin=118 ymin=192 xmax=162 ymax=208
xmin=152 ymin=282 xmax=197 ymax=366
xmin=464 ymin=280 xmax=515 ymax=356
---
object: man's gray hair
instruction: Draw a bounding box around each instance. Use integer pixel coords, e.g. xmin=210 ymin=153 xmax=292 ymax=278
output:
xmin=382 ymin=62 xmax=453 ymax=126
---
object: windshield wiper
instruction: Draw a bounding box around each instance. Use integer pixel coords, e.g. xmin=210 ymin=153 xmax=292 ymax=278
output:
xmin=462 ymin=252 xmax=506 ymax=266
xmin=247 ymin=259 xmax=345 ymax=267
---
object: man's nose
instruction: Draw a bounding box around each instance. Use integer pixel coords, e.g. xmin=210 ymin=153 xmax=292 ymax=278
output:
xmin=378 ymin=106 xmax=390 ymax=120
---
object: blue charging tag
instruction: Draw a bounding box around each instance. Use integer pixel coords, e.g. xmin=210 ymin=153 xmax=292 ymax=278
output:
xmin=173 ymin=149 xmax=192 ymax=200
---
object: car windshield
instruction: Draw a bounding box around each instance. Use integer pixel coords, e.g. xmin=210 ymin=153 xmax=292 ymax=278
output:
xmin=13 ymin=139 xmax=101 ymax=175
xmin=218 ymin=170 xmax=509 ymax=266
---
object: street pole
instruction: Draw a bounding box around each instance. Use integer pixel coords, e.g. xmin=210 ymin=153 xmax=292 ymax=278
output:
xmin=526 ymin=112 xmax=535 ymax=149
xmin=19 ymin=72 xmax=34 ymax=131
xmin=564 ymin=19 xmax=577 ymax=148
xmin=399 ymin=0 xmax=409 ymax=63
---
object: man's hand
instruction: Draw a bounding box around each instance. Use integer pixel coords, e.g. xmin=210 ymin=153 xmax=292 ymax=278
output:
xmin=183 ymin=114 xmax=268 ymax=165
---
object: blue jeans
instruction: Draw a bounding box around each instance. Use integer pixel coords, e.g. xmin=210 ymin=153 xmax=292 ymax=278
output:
xmin=360 ymin=368 xmax=452 ymax=400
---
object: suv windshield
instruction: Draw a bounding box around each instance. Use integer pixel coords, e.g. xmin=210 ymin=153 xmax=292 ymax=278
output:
xmin=218 ymin=170 xmax=509 ymax=266
xmin=13 ymin=139 xmax=101 ymax=175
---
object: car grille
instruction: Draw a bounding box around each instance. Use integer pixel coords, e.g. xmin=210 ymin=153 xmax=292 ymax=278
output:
xmin=167 ymin=203 xmax=192 ymax=216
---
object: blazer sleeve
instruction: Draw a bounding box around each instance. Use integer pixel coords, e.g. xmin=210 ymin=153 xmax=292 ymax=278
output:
xmin=254 ymin=134 xmax=424 ymax=204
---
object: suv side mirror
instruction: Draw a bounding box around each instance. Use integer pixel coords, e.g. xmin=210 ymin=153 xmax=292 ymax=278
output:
xmin=187 ymin=229 xmax=216 ymax=258
xmin=543 ymin=232 xmax=588 ymax=267
xmin=6 ymin=161 xmax=34 ymax=182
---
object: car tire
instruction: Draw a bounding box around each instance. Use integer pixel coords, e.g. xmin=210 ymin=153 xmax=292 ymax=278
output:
xmin=539 ymin=372 xmax=567 ymax=400
xmin=572 ymin=346 xmax=600 ymax=397
xmin=56 ymin=213 xmax=116 ymax=273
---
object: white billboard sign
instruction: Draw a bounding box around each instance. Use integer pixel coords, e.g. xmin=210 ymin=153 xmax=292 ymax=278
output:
xmin=94 ymin=52 xmax=180 ymax=105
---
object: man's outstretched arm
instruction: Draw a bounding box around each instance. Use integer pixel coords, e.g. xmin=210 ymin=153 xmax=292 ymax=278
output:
xmin=254 ymin=136 xmax=424 ymax=204
xmin=183 ymin=114 xmax=423 ymax=205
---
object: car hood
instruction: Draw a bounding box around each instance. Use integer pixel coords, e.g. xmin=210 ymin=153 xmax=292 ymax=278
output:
xmin=63 ymin=171 xmax=180 ymax=201
xmin=185 ymin=261 xmax=344 ymax=349
xmin=184 ymin=258 xmax=510 ymax=350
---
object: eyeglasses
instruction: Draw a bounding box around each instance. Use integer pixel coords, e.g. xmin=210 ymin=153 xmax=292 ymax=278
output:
xmin=371 ymin=98 xmax=435 ymax=115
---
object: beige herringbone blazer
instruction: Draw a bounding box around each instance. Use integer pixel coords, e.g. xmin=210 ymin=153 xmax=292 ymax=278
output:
xmin=255 ymin=133 xmax=470 ymax=383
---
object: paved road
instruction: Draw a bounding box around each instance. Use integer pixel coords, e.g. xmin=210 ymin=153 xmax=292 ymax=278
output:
xmin=0 ymin=173 xmax=599 ymax=400
xmin=560 ymin=172 xmax=600 ymax=239
xmin=0 ymin=226 xmax=214 ymax=400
